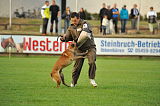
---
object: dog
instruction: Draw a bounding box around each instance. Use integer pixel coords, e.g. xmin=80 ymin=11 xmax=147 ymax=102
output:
xmin=50 ymin=43 xmax=87 ymax=88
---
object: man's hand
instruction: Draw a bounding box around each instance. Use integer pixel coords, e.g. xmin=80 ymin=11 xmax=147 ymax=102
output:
xmin=60 ymin=35 xmax=65 ymax=42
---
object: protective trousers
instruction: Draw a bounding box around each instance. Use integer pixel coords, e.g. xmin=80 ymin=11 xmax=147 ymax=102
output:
xmin=72 ymin=48 xmax=96 ymax=85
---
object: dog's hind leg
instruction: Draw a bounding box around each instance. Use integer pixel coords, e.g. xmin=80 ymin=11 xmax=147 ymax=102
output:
xmin=51 ymin=71 xmax=61 ymax=88
xmin=59 ymin=70 xmax=70 ymax=87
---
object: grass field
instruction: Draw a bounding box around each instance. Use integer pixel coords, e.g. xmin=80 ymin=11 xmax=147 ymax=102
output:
xmin=0 ymin=56 xmax=160 ymax=106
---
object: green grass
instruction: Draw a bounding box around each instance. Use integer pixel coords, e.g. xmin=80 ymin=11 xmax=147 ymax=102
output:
xmin=0 ymin=56 xmax=160 ymax=106
xmin=0 ymin=17 xmax=149 ymax=27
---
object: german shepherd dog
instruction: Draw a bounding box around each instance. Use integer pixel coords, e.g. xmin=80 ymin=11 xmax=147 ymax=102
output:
xmin=50 ymin=43 xmax=87 ymax=88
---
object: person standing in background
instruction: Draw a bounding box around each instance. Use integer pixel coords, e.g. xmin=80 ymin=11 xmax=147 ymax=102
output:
xmin=130 ymin=4 xmax=139 ymax=29
xmin=62 ymin=7 xmax=71 ymax=33
xmin=106 ymin=5 xmax=113 ymax=34
xmin=120 ymin=5 xmax=129 ymax=33
xmin=102 ymin=15 xmax=108 ymax=35
xmin=50 ymin=0 xmax=60 ymax=34
xmin=147 ymin=7 xmax=157 ymax=34
xmin=79 ymin=8 xmax=86 ymax=20
xmin=41 ymin=0 xmax=50 ymax=35
xmin=111 ymin=4 xmax=119 ymax=34
xmin=99 ymin=3 xmax=107 ymax=33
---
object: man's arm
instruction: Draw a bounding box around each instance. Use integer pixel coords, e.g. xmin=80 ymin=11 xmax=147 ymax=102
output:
xmin=113 ymin=9 xmax=119 ymax=15
xmin=41 ymin=7 xmax=45 ymax=18
xmin=147 ymin=12 xmax=149 ymax=19
xmin=137 ymin=9 xmax=140 ymax=16
xmin=60 ymin=28 xmax=73 ymax=42
xmin=155 ymin=12 xmax=157 ymax=17
xmin=58 ymin=6 xmax=60 ymax=17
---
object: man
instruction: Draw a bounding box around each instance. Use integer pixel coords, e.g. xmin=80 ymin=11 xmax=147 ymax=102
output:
xmin=99 ymin=3 xmax=107 ymax=33
xmin=60 ymin=12 xmax=97 ymax=87
xmin=106 ymin=5 xmax=113 ymax=34
xmin=41 ymin=0 xmax=50 ymax=35
xmin=147 ymin=7 xmax=157 ymax=34
xmin=50 ymin=0 xmax=60 ymax=34
xmin=130 ymin=4 xmax=139 ymax=29
xmin=111 ymin=4 xmax=119 ymax=34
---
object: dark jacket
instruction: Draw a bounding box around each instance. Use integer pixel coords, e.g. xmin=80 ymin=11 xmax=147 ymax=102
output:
xmin=106 ymin=9 xmax=113 ymax=20
xmin=49 ymin=5 xmax=60 ymax=19
xmin=99 ymin=8 xmax=107 ymax=18
xmin=130 ymin=8 xmax=139 ymax=19
xmin=64 ymin=20 xmax=96 ymax=51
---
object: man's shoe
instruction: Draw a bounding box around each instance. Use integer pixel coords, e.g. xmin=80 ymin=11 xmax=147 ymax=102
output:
xmin=90 ymin=79 xmax=97 ymax=87
xmin=70 ymin=83 xmax=75 ymax=87
xmin=42 ymin=33 xmax=46 ymax=36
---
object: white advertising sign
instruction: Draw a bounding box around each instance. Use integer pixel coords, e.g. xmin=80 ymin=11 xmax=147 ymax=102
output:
xmin=95 ymin=38 xmax=160 ymax=56
xmin=0 ymin=35 xmax=160 ymax=56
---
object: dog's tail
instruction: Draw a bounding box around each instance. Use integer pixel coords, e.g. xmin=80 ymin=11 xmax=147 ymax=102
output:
xmin=59 ymin=72 xmax=70 ymax=87
xmin=62 ymin=81 xmax=70 ymax=87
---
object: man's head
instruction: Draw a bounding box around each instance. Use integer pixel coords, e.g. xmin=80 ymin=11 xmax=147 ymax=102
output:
xmin=123 ymin=5 xmax=127 ymax=9
xmin=70 ymin=12 xmax=80 ymax=26
xmin=107 ymin=5 xmax=111 ymax=9
xmin=45 ymin=1 xmax=49 ymax=6
xmin=113 ymin=3 xmax=117 ymax=8
xmin=133 ymin=4 xmax=137 ymax=8
xmin=102 ymin=3 xmax=106 ymax=8
xmin=150 ymin=7 xmax=154 ymax=11
xmin=52 ymin=0 xmax=56 ymax=5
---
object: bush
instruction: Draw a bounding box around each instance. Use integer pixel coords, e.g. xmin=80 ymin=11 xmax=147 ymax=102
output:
xmin=91 ymin=13 xmax=100 ymax=20
xmin=157 ymin=12 xmax=160 ymax=20
xmin=84 ymin=10 xmax=91 ymax=20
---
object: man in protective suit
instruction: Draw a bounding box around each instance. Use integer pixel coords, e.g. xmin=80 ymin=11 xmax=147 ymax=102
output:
xmin=60 ymin=12 xmax=97 ymax=87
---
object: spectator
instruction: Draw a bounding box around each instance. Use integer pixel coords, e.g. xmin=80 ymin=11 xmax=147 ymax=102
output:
xmin=120 ymin=5 xmax=129 ymax=33
xmin=111 ymin=3 xmax=119 ymax=34
xmin=62 ymin=7 xmax=71 ymax=33
xmin=106 ymin=5 xmax=113 ymax=34
xmin=50 ymin=0 xmax=60 ymax=34
xmin=99 ymin=3 xmax=107 ymax=33
xmin=41 ymin=0 xmax=50 ymax=35
xmin=102 ymin=15 xmax=108 ymax=35
xmin=147 ymin=7 xmax=157 ymax=34
xmin=79 ymin=8 xmax=86 ymax=20
xmin=130 ymin=4 xmax=139 ymax=29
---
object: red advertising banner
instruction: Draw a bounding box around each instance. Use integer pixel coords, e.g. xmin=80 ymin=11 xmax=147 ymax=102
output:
xmin=0 ymin=35 xmax=71 ymax=54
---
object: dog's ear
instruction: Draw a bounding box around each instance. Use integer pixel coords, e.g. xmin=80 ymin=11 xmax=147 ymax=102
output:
xmin=50 ymin=73 xmax=52 ymax=77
